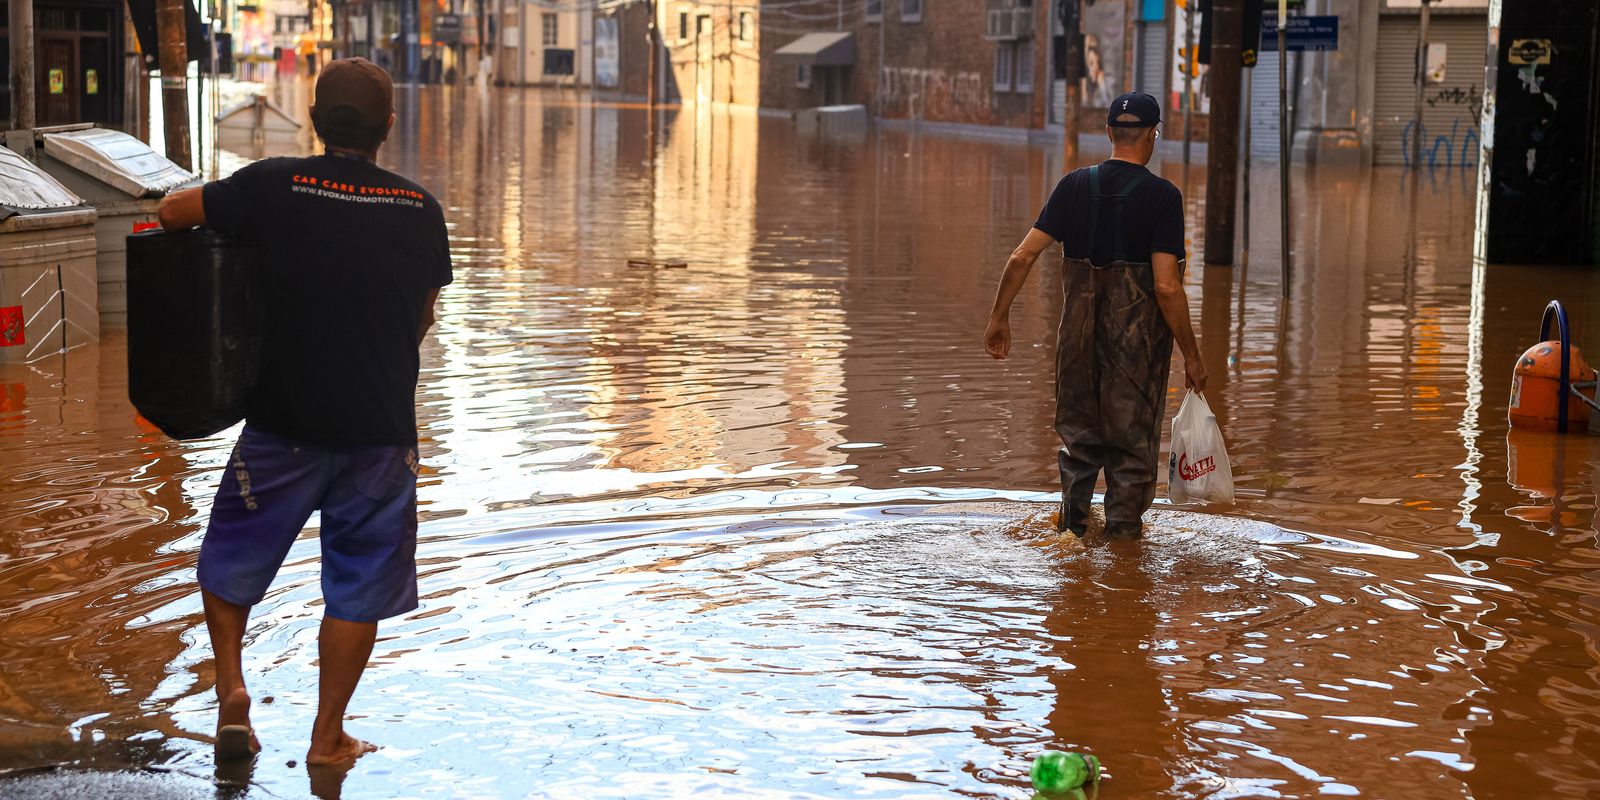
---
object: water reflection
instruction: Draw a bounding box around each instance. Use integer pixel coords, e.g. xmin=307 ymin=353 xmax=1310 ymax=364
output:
xmin=0 ymin=87 xmax=1598 ymax=798
xmin=1041 ymin=541 xmax=1176 ymax=795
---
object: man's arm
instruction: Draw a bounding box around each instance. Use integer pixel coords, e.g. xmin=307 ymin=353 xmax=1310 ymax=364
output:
xmin=157 ymin=187 xmax=206 ymax=231
xmin=984 ymin=227 xmax=1056 ymax=360
xmin=1153 ymin=252 xmax=1206 ymax=392
xmin=418 ymin=287 xmax=441 ymax=346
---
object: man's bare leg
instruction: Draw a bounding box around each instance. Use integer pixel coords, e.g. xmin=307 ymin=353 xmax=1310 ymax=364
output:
xmin=203 ymin=589 xmax=262 ymax=756
xmin=306 ymin=616 xmax=380 ymax=765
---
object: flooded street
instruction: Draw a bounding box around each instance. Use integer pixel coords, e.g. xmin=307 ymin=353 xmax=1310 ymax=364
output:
xmin=2 ymin=87 xmax=1599 ymax=799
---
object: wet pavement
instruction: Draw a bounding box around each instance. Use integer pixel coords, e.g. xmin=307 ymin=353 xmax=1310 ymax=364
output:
xmin=2 ymin=87 xmax=1599 ymax=799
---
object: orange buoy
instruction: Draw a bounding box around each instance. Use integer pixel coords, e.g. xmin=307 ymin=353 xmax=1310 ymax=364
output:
xmin=1509 ymin=341 xmax=1595 ymax=432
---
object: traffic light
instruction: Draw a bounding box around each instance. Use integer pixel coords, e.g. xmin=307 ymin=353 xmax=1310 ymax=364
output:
xmin=1241 ymin=0 xmax=1263 ymax=66
xmin=1195 ymin=0 xmax=1269 ymax=68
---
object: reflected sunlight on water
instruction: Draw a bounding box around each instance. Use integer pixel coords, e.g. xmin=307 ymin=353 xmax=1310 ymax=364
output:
xmin=1 ymin=87 xmax=1598 ymax=799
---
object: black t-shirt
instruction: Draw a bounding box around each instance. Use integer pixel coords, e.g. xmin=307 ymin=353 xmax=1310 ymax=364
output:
xmin=1033 ymin=160 xmax=1185 ymax=267
xmin=203 ymin=154 xmax=452 ymax=447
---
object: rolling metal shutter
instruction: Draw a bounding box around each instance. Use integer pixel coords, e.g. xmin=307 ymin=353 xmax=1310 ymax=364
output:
xmin=1247 ymin=51 xmax=1282 ymax=160
xmin=1373 ymin=14 xmax=1488 ymax=167
xmin=1134 ymin=21 xmax=1166 ymax=96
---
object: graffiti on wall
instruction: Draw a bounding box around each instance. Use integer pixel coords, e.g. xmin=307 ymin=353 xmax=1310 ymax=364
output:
xmin=880 ymin=67 xmax=989 ymax=121
xmin=1401 ymin=84 xmax=1483 ymax=169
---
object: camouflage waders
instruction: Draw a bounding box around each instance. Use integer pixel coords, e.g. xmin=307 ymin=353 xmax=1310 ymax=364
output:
xmin=1055 ymin=165 xmax=1173 ymax=535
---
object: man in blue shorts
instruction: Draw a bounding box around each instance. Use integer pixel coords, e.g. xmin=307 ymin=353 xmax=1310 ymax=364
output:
xmin=158 ymin=57 xmax=451 ymax=765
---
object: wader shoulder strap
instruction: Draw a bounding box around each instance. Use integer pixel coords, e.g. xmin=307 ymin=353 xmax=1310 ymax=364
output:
xmin=1111 ymin=171 xmax=1150 ymax=262
xmin=1086 ymin=165 xmax=1152 ymax=265
xmin=1086 ymin=165 xmax=1102 ymax=260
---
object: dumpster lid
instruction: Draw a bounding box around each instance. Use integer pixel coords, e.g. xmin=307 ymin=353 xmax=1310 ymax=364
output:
xmin=0 ymin=145 xmax=86 ymax=219
xmin=42 ymin=128 xmax=199 ymax=199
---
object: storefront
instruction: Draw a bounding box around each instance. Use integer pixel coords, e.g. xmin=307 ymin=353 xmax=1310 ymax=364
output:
xmin=1 ymin=0 xmax=129 ymax=129
xmin=1373 ymin=0 xmax=1488 ymax=167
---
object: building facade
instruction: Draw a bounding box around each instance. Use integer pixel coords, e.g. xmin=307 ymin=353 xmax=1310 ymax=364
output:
xmin=658 ymin=0 xmax=760 ymax=106
xmin=757 ymin=0 xmax=1054 ymax=129
xmin=1 ymin=0 xmax=131 ymax=130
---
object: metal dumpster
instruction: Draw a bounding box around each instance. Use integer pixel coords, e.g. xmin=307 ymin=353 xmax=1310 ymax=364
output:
xmin=34 ymin=127 xmax=200 ymax=319
xmin=0 ymin=146 xmax=99 ymax=363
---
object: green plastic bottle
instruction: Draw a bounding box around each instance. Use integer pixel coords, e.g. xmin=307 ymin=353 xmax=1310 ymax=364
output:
xmin=1030 ymin=750 xmax=1101 ymax=795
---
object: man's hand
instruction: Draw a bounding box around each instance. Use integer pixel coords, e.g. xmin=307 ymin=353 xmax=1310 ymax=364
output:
xmin=984 ymin=316 xmax=1011 ymax=360
xmin=157 ymin=187 xmax=206 ymax=231
xmin=1184 ymin=358 xmax=1208 ymax=393
xmin=985 ymin=228 xmax=1056 ymax=363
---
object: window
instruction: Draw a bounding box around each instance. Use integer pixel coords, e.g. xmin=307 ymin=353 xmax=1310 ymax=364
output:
xmin=1014 ymin=40 xmax=1033 ymax=93
xmin=796 ymin=64 xmax=812 ymax=89
xmin=697 ymin=14 xmax=711 ymax=35
xmin=865 ymin=0 xmax=882 ymax=21
xmin=678 ymin=10 xmax=689 ymax=41
xmin=737 ymin=10 xmax=753 ymax=46
xmin=993 ymin=42 xmax=1013 ymax=92
xmin=541 ymin=13 xmax=558 ymax=46
xmin=901 ymin=0 xmax=922 ymax=22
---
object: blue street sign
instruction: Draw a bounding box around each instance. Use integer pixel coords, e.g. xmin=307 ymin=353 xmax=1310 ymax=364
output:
xmin=1261 ymin=15 xmax=1339 ymax=52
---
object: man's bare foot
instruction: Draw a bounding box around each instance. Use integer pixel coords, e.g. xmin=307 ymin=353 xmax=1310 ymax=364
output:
xmin=305 ymin=732 xmax=377 ymax=766
xmin=215 ymin=686 xmax=261 ymax=758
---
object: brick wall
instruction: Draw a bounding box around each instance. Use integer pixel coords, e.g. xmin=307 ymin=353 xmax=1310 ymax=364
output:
xmin=758 ymin=0 xmax=1052 ymax=128
xmin=875 ymin=0 xmax=1044 ymax=127
xmin=757 ymin=0 xmax=859 ymax=111
xmin=604 ymin=2 xmax=651 ymax=99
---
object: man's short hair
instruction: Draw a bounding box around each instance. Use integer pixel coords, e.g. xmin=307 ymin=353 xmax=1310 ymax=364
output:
xmin=1110 ymin=113 xmax=1152 ymax=146
xmin=312 ymin=105 xmax=389 ymax=151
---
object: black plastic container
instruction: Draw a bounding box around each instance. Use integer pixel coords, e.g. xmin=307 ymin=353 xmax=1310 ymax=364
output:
xmin=126 ymin=228 xmax=265 ymax=440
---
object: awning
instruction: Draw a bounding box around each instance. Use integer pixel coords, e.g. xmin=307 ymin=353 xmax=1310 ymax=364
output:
xmin=773 ymin=32 xmax=856 ymax=67
xmin=125 ymin=0 xmax=208 ymax=66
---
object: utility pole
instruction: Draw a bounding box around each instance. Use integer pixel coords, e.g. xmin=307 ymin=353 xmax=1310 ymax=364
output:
xmin=1201 ymin=0 xmax=1241 ymax=267
xmin=1181 ymin=0 xmax=1193 ymax=165
xmin=1241 ymin=67 xmax=1250 ymax=265
xmin=8 ymin=0 xmax=35 ymax=131
xmin=1276 ymin=0 xmax=1290 ymax=295
xmin=476 ymin=0 xmax=486 ymax=67
xmin=1060 ymin=0 xmax=1081 ymax=166
xmin=399 ymin=0 xmax=417 ymax=82
xmin=645 ymin=0 xmax=658 ymax=156
xmin=1239 ymin=0 xmax=1260 ymax=267
xmin=1409 ymin=0 xmax=1433 ymax=169
xmin=157 ymin=0 xmax=192 ymax=169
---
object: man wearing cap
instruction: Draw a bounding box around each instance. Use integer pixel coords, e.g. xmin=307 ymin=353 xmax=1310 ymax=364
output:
xmin=158 ymin=58 xmax=451 ymax=765
xmin=983 ymin=92 xmax=1205 ymax=541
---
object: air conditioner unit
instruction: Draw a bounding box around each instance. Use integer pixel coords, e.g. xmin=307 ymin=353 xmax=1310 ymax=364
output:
xmin=1011 ymin=7 xmax=1034 ymax=38
xmin=985 ymin=6 xmax=1033 ymax=40
xmin=985 ymin=8 xmax=1017 ymax=40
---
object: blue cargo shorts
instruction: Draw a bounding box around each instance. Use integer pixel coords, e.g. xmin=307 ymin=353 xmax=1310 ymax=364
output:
xmin=197 ymin=425 xmax=420 ymax=623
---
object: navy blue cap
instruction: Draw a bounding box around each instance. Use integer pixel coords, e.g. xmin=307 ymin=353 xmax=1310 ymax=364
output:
xmin=1106 ymin=92 xmax=1162 ymax=127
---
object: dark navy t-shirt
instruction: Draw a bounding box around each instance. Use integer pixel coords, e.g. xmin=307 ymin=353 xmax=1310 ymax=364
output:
xmin=1033 ymin=160 xmax=1185 ymax=267
xmin=203 ymin=154 xmax=452 ymax=447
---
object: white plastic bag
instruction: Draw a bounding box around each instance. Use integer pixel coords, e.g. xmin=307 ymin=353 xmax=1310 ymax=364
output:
xmin=1168 ymin=391 xmax=1234 ymax=505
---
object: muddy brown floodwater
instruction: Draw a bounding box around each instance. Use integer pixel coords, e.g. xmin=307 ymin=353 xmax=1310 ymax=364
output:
xmin=2 ymin=88 xmax=1599 ymax=800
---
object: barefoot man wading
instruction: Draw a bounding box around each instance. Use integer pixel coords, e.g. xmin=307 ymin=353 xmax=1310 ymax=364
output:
xmin=984 ymin=92 xmax=1205 ymax=540
xmin=158 ymin=58 xmax=452 ymax=765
